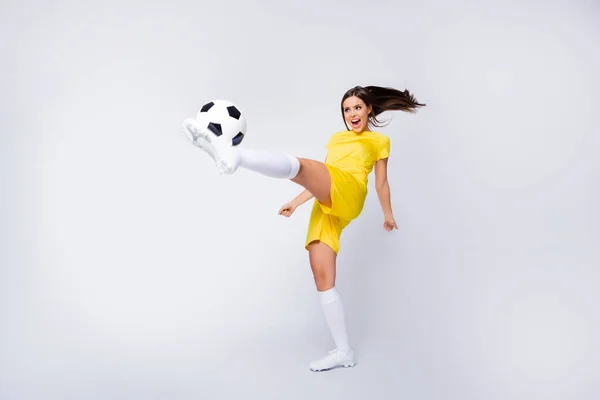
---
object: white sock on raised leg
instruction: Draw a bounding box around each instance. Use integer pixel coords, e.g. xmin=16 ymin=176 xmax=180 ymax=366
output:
xmin=235 ymin=147 xmax=300 ymax=179
xmin=183 ymin=118 xmax=300 ymax=178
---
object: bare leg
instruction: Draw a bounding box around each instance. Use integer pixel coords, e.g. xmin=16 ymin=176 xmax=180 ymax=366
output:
xmin=308 ymin=240 xmax=355 ymax=371
xmin=307 ymin=240 xmax=337 ymax=290
xmin=293 ymin=158 xmax=332 ymax=209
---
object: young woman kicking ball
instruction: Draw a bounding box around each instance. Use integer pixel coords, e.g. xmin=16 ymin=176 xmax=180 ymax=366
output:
xmin=182 ymin=85 xmax=425 ymax=371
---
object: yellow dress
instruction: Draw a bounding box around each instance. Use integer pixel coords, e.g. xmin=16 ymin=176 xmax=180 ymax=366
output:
xmin=304 ymin=130 xmax=390 ymax=253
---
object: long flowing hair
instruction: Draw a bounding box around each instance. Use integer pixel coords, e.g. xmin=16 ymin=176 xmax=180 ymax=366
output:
xmin=341 ymin=85 xmax=425 ymax=130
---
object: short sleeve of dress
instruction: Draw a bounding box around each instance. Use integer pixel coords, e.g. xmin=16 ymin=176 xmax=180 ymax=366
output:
xmin=376 ymin=135 xmax=390 ymax=160
xmin=325 ymin=133 xmax=337 ymax=150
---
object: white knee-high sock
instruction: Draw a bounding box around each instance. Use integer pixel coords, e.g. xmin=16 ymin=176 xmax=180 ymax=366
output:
xmin=234 ymin=147 xmax=300 ymax=179
xmin=318 ymin=287 xmax=351 ymax=353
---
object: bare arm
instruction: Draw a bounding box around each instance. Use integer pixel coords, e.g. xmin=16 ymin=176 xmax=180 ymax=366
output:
xmin=291 ymin=189 xmax=314 ymax=206
xmin=374 ymin=158 xmax=393 ymax=216
xmin=375 ymin=158 xmax=397 ymax=231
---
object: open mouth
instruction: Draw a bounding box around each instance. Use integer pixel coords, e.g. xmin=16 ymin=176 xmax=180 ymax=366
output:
xmin=351 ymin=118 xmax=361 ymax=127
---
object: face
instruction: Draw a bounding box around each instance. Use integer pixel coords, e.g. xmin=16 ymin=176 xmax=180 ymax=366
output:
xmin=342 ymin=96 xmax=372 ymax=133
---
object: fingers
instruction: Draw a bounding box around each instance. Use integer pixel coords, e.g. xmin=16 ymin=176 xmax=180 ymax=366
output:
xmin=278 ymin=205 xmax=294 ymax=217
xmin=383 ymin=220 xmax=398 ymax=231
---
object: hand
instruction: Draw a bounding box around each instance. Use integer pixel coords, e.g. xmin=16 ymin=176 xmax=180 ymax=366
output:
xmin=278 ymin=201 xmax=298 ymax=218
xmin=383 ymin=214 xmax=398 ymax=231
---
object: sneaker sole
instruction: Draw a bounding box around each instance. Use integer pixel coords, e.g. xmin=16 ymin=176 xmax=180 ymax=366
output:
xmin=183 ymin=119 xmax=238 ymax=175
xmin=310 ymin=361 xmax=356 ymax=372
xmin=183 ymin=119 xmax=220 ymax=163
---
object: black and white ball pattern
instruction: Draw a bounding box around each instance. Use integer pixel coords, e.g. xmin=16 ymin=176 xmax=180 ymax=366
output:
xmin=195 ymin=99 xmax=246 ymax=146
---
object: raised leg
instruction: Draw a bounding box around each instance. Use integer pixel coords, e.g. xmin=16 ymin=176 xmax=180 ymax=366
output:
xmin=293 ymin=158 xmax=332 ymax=209
xmin=182 ymin=118 xmax=333 ymax=207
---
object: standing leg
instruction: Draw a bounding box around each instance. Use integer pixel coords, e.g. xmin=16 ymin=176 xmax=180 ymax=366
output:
xmin=183 ymin=118 xmax=332 ymax=207
xmin=307 ymin=241 xmax=355 ymax=372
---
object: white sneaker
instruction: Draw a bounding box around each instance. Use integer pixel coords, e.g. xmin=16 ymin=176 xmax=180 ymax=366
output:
xmin=309 ymin=348 xmax=356 ymax=372
xmin=182 ymin=118 xmax=239 ymax=175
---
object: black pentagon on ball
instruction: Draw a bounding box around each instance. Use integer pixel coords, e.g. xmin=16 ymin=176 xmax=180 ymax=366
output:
xmin=227 ymin=106 xmax=241 ymax=120
xmin=232 ymin=132 xmax=244 ymax=146
xmin=207 ymin=122 xmax=222 ymax=136
xmin=200 ymin=102 xmax=214 ymax=113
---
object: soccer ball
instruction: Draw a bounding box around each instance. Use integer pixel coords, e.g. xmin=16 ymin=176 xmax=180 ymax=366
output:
xmin=195 ymin=99 xmax=247 ymax=146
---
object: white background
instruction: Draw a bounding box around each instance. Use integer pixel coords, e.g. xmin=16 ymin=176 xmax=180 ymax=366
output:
xmin=1 ymin=0 xmax=599 ymax=399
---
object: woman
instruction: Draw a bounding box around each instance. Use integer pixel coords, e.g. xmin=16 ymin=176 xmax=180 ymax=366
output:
xmin=182 ymin=85 xmax=425 ymax=371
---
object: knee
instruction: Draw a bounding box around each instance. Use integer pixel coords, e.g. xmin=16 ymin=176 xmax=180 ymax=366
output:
xmin=311 ymin=266 xmax=334 ymax=291
xmin=295 ymin=157 xmax=319 ymax=179
xmin=293 ymin=158 xmax=307 ymax=178
xmin=307 ymin=241 xmax=336 ymax=290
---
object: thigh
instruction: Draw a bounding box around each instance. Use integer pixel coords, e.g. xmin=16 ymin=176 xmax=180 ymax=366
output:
xmin=307 ymin=240 xmax=337 ymax=291
xmin=291 ymin=158 xmax=332 ymax=208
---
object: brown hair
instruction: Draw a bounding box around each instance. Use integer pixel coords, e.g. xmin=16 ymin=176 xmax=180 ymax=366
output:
xmin=341 ymin=85 xmax=425 ymax=130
